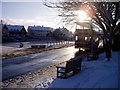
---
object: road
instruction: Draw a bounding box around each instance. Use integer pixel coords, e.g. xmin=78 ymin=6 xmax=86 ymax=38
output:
xmin=1 ymin=46 xmax=79 ymax=81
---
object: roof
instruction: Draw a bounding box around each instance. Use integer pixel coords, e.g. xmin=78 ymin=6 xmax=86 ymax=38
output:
xmin=60 ymin=28 xmax=68 ymax=31
xmin=5 ymin=25 xmax=24 ymax=31
xmin=28 ymin=26 xmax=52 ymax=31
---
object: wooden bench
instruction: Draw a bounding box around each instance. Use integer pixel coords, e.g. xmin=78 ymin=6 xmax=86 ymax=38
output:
xmin=56 ymin=57 xmax=82 ymax=78
xmin=87 ymin=52 xmax=98 ymax=61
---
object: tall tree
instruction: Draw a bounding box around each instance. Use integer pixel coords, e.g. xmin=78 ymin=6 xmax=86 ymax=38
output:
xmin=44 ymin=0 xmax=120 ymax=61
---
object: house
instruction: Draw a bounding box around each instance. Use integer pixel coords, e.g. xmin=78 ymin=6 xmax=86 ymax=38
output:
xmin=2 ymin=24 xmax=9 ymax=37
xmin=27 ymin=26 xmax=53 ymax=39
xmin=6 ymin=25 xmax=27 ymax=37
xmin=2 ymin=24 xmax=27 ymax=42
xmin=2 ymin=24 xmax=27 ymax=37
xmin=53 ymin=27 xmax=74 ymax=40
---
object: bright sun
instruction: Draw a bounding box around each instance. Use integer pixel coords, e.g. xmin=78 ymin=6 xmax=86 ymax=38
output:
xmin=77 ymin=10 xmax=88 ymax=21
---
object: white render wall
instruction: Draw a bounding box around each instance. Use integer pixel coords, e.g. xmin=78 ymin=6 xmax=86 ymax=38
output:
xmin=27 ymin=26 xmax=53 ymax=38
xmin=28 ymin=29 xmax=51 ymax=37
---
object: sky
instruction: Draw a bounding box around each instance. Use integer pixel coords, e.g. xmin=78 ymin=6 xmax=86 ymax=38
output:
xmin=1 ymin=0 xmax=112 ymax=32
xmin=1 ymin=0 xmax=70 ymax=31
xmin=1 ymin=0 xmax=97 ymax=33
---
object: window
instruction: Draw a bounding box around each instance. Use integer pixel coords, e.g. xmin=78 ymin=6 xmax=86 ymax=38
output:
xmin=75 ymin=36 xmax=78 ymax=41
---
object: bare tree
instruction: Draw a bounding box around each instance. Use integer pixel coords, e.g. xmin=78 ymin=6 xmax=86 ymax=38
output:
xmin=82 ymin=2 xmax=120 ymax=61
xmin=44 ymin=0 xmax=120 ymax=61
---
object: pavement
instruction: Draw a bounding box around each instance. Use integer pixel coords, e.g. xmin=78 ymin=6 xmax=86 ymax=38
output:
xmin=1 ymin=41 xmax=77 ymax=81
xmin=2 ymin=46 xmax=78 ymax=81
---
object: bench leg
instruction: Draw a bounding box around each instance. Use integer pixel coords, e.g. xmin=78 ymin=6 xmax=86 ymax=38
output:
xmin=57 ymin=72 xmax=59 ymax=78
xmin=64 ymin=73 xmax=67 ymax=78
xmin=57 ymin=68 xmax=60 ymax=78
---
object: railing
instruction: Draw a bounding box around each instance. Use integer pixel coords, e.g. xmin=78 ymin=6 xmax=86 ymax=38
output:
xmin=31 ymin=41 xmax=75 ymax=48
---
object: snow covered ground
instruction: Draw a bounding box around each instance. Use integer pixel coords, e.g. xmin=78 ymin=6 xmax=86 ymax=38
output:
xmin=2 ymin=51 xmax=119 ymax=88
xmin=34 ymin=51 xmax=119 ymax=88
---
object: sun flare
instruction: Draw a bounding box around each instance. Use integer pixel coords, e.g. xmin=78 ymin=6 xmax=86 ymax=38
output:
xmin=77 ymin=10 xmax=88 ymax=21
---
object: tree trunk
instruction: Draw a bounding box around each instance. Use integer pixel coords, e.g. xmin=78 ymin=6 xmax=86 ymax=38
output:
xmin=104 ymin=39 xmax=112 ymax=61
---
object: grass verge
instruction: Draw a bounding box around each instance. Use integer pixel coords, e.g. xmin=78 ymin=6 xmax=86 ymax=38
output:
xmin=1 ymin=45 xmax=74 ymax=60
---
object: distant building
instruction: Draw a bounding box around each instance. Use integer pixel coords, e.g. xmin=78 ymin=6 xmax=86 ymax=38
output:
xmin=53 ymin=27 xmax=74 ymax=40
xmin=27 ymin=26 xmax=53 ymax=39
xmin=2 ymin=24 xmax=27 ymax=42
xmin=2 ymin=24 xmax=27 ymax=37
xmin=75 ymin=29 xmax=101 ymax=41
xmin=2 ymin=25 xmax=9 ymax=37
xmin=75 ymin=29 xmax=93 ymax=36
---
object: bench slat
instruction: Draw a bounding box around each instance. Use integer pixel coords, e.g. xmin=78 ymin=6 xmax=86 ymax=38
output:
xmin=57 ymin=57 xmax=82 ymax=78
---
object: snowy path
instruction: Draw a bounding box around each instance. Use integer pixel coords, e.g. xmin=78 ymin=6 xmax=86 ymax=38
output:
xmin=2 ymin=46 xmax=78 ymax=81
xmin=2 ymin=51 xmax=119 ymax=88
